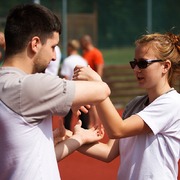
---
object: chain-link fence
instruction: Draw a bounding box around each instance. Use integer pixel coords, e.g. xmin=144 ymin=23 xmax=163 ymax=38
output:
xmin=1 ymin=0 xmax=180 ymax=50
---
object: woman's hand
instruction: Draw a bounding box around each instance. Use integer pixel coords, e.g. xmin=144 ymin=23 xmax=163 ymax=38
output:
xmin=54 ymin=119 xmax=104 ymax=161
xmin=71 ymin=105 xmax=91 ymax=117
xmin=73 ymin=120 xmax=104 ymax=145
xmin=73 ymin=65 xmax=102 ymax=81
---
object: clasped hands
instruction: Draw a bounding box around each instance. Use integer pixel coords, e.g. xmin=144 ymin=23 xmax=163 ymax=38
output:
xmin=53 ymin=66 xmax=104 ymax=146
xmin=53 ymin=118 xmax=104 ymax=147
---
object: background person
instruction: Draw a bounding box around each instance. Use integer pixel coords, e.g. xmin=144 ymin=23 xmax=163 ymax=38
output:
xmin=45 ymin=45 xmax=61 ymax=76
xmin=0 ymin=4 xmax=110 ymax=180
xmin=73 ymin=32 xmax=180 ymax=180
xmin=80 ymin=34 xmax=104 ymax=76
xmin=60 ymin=39 xmax=89 ymax=130
xmin=80 ymin=34 xmax=105 ymax=127
xmin=61 ymin=39 xmax=87 ymax=80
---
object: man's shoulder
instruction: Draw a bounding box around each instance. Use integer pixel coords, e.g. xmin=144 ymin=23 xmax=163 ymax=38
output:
xmin=0 ymin=67 xmax=62 ymax=87
xmin=0 ymin=67 xmax=26 ymax=75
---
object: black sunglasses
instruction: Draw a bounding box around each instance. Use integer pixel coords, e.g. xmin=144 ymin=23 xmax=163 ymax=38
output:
xmin=129 ymin=59 xmax=163 ymax=69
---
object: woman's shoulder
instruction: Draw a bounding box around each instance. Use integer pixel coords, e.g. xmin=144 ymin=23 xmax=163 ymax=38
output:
xmin=122 ymin=95 xmax=148 ymax=119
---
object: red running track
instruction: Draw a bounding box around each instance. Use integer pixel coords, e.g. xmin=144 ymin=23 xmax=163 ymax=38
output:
xmin=53 ymin=109 xmax=180 ymax=180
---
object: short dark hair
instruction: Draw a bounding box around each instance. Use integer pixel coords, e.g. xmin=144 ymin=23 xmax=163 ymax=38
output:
xmin=4 ymin=4 xmax=62 ymax=57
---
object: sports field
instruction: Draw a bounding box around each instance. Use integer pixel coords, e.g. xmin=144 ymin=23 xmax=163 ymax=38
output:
xmin=101 ymin=46 xmax=134 ymax=65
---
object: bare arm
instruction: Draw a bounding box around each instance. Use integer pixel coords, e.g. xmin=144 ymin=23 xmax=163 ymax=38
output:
xmin=72 ymin=80 xmax=110 ymax=106
xmin=96 ymin=97 xmax=151 ymax=138
xmin=55 ymin=120 xmax=104 ymax=161
xmin=78 ymin=139 xmax=119 ymax=162
xmin=73 ymin=66 xmax=152 ymax=139
xmin=71 ymin=66 xmax=110 ymax=116
xmin=88 ymin=105 xmax=100 ymax=127
xmin=96 ymin=64 xmax=104 ymax=77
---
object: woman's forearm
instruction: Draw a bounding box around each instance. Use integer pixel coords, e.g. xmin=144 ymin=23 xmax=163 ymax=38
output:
xmin=96 ymin=97 xmax=124 ymax=138
xmin=55 ymin=134 xmax=83 ymax=162
xmin=78 ymin=139 xmax=119 ymax=162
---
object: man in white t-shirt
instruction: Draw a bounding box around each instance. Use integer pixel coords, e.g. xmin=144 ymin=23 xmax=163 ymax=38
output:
xmin=61 ymin=39 xmax=89 ymax=129
xmin=61 ymin=39 xmax=87 ymax=80
xmin=45 ymin=45 xmax=61 ymax=76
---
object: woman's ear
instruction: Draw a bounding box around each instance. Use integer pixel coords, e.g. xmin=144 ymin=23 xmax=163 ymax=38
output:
xmin=162 ymin=59 xmax=171 ymax=73
xmin=30 ymin=36 xmax=41 ymax=53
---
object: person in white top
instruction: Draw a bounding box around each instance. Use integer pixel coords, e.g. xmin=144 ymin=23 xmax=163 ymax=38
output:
xmin=61 ymin=39 xmax=87 ymax=80
xmin=0 ymin=4 xmax=110 ymax=180
xmin=61 ymin=39 xmax=89 ymax=129
xmin=45 ymin=45 xmax=61 ymax=76
xmin=72 ymin=32 xmax=180 ymax=180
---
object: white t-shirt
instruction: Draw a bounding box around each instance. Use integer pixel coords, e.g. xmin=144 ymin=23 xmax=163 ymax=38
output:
xmin=118 ymin=89 xmax=180 ymax=180
xmin=45 ymin=46 xmax=61 ymax=76
xmin=0 ymin=67 xmax=75 ymax=180
xmin=61 ymin=54 xmax=87 ymax=80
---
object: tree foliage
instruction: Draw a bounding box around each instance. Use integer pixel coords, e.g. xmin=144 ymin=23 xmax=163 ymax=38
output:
xmin=1 ymin=0 xmax=180 ymax=48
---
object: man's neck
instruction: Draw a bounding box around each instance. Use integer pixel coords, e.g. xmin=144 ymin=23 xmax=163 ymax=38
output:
xmin=3 ymin=54 xmax=33 ymax=74
xmin=86 ymin=44 xmax=94 ymax=51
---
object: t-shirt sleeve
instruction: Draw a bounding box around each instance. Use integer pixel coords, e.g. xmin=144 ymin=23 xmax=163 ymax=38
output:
xmin=19 ymin=73 xmax=75 ymax=123
xmin=137 ymin=93 xmax=179 ymax=135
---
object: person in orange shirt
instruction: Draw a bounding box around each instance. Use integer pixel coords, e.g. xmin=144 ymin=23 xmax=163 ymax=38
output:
xmin=80 ymin=34 xmax=104 ymax=76
xmin=80 ymin=35 xmax=104 ymax=127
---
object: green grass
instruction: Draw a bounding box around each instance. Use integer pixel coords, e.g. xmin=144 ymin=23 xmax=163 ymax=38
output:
xmin=101 ymin=46 xmax=134 ymax=65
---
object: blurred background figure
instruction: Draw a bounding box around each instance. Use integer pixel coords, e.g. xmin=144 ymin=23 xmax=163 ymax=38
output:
xmin=61 ymin=39 xmax=87 ymax=80
xmin=60 ymin=39 xmax=88 ymax=130
xmin=80 ymin=34 xmax=104 ymax=76
xmin=45 ymin=45 xmax=61 ymax=76
xmin=80 ymin=34 xmax=104 ymax=127
xmin=0 ymin=32 xmax=5 ymax=66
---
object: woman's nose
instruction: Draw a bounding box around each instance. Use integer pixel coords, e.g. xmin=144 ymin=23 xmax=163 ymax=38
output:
xmin=133 ymin=65 xmax=141 ymax=72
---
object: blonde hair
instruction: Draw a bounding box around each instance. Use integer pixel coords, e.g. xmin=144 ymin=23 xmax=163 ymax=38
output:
xmin=68 ymin=39 xmax=80 ymax=50
xmin=135 ymin=33 xmax=180 ymax=86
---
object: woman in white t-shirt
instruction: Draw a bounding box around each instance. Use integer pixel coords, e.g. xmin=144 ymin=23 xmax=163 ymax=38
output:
xmin=72 ymin=32 xmax=180 ymax=180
